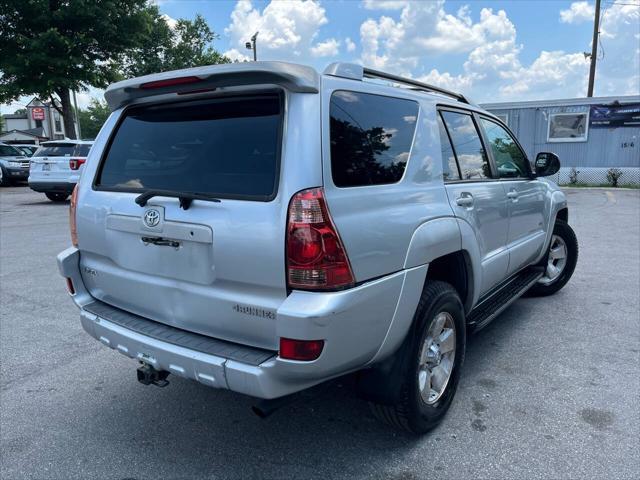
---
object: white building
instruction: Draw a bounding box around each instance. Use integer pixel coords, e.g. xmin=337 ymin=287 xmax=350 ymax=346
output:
xmin=1 ymin=98 xmax=79 ymax=144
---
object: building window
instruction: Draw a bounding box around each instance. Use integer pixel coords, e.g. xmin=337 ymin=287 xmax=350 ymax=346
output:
xmin=53 ymin=110 xmax=62 ymax=133
xmin=35 ymin=119 xmax=42 ymax=128
xmin=547 ymin=112 xmax=589 ymax=142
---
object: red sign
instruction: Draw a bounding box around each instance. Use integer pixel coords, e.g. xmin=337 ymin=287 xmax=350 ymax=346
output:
xmin=31 ymin=107 xmax=45 ymax=120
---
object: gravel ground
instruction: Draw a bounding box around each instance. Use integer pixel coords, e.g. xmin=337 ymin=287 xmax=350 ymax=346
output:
xmin=1 ymin=186 xmax=639 ymax=480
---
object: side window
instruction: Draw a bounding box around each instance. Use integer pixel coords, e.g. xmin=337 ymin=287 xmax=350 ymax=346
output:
xmin=440 ymin=111 xmax=491 ymax=180
xmin=437 ymin=113 xmax=460 ymax=181
xmin=330 ymin=91 xmax=419 ymax=187
xmin=480 ymin=118 xmax=529 ymax=178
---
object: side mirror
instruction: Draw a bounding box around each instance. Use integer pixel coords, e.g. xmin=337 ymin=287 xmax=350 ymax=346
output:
xmin=534 ymin=152 xmax=561 ymax=177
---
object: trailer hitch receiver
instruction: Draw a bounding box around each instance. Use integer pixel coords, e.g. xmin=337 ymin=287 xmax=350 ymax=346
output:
xmin=137 ymin=363 xmax=170 ymax=387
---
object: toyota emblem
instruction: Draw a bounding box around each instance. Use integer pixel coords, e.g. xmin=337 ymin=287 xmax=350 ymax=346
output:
xmin=143 ymin=209 xmax=160 ymax=228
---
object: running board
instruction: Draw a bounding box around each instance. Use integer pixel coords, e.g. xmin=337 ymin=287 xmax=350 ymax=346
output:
xmin=467 ymin=267 xmax=544 ymax=331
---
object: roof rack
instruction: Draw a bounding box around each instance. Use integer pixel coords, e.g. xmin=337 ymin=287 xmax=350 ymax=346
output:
xmin=323 ymin=62 xmax=471 ymax=104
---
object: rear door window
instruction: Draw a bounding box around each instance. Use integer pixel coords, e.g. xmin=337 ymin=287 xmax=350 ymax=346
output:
xmin=330 ymin=90 xmax=419 ymax=187
xmin=437 ymin=114 xmax=460 ymax=181
xmin=95 ymin=95 xmax=282 ymax=200
xmin=440 ymin=111 xmax=491 ymax=180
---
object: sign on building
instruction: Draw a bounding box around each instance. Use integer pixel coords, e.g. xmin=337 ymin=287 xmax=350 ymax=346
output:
xmin=31 ymin=107 xmax=45 ymax=120
xmin=590 ymin=103 xmax=640 ymax=128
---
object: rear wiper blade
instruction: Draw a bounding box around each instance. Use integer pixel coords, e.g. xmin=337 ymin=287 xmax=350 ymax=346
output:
xmin=135 ymin=190 xmax=221 ymax=210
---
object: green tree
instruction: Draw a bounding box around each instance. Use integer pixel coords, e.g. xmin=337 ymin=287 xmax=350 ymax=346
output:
xmin=78 ymin=99 xmax=111 ymax=140
xmin=0 ymin=0 xmax=150 ymax=139
xmin=123 ymin=7 xmax=230 ymax=78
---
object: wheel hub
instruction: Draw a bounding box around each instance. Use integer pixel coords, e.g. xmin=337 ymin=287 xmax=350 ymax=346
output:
xmin=427 ymin=343 xmax=442 ymax=365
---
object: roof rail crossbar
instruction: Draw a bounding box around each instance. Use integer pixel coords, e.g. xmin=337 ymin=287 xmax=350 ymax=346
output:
xmin=323 ymin=62 xmax=470 ymax=104
xmin=362 ymin=67 xmax=470 ymax=104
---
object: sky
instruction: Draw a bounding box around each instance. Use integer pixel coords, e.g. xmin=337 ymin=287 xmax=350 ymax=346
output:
xmin=2 ymin=0 xmax=639 ymax=114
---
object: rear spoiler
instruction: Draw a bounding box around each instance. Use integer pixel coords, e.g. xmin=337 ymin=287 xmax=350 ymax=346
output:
xmin=104 ymin=61 xmax=320 ymax=111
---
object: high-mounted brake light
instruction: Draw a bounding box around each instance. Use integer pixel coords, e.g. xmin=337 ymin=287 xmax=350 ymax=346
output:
xmin=140 ymin=76 xmax=202 ymax=90
xmin=286 ymin=187 xmax=355 ymax=290
xmin=279 ymin=338 xmax=324 ymax=361
xmin=69 ymin=158 xmax=85 ymax=170
xmin=70 ymin=184 xmax=79 ymax=247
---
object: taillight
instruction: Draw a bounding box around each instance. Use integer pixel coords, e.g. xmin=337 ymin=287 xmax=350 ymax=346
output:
xmin=140 ymin=76 xmax=202 ymax=89
xmin=279 ymin=338 xmax=324 ymax=361
xmin=70 ymin=185 xmax=79 ymax=247
xmin=286 ymin=187 xmax=355 ymax=290
xmin=69 ymin=158 xmax=85 ymax=170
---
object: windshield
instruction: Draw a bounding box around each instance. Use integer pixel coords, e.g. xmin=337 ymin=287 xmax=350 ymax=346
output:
xmin=0 ymin=145 xmax=21 ymax=157
xmin=18 ymin=146 xmax=36 ymax=156
xmin=95 ymin=95 xmax=282 ymax=201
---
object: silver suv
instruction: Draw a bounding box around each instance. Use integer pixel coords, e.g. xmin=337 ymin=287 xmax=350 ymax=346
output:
xmin=58 ymin=62 xmax=578 ymax=433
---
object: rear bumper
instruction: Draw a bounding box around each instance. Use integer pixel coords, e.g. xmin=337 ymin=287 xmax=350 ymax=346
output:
xmin=29 ymin=180 xmax=75 ymax=194
xmin=58 ymin=247 xmax=426 ymax=399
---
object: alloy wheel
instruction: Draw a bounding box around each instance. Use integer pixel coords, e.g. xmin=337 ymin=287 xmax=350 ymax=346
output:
xmin=418 ymin=311 xmax=456 ymax=405
xmin=539 ymin=234 xmax=568 ymax=285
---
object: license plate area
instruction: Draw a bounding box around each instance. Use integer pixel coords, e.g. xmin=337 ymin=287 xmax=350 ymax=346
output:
xmin=42 ymin=163 xmax=51 ymax=171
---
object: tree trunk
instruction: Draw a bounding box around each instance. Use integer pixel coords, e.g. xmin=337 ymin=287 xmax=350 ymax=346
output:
xmin=57 ymin=89 xmax=77 ymax=139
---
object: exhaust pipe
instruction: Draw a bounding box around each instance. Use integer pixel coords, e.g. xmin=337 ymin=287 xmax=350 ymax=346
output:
xmin=137 ymin=363 xmax=170 ymax=387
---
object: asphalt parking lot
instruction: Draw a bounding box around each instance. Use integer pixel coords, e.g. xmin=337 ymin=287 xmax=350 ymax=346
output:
xmin=1 ymin=186 xmax=639 ymax=480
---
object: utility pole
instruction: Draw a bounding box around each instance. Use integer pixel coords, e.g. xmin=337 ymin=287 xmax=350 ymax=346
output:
xmin=587 ymin=0 xmax=601 ymax=97
xmin=245 ymin=31 xmax=259 ymax=61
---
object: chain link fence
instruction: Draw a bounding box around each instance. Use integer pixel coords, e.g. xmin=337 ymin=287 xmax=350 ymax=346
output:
xmin=549 ymin=167 xmax=640 ymax=187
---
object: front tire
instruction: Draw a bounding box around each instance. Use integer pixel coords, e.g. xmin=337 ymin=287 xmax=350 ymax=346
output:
xmin=369 ymin=281 xmax=466 ymax=434
xmin=528 ymin=220 xmax=578 ymax=297
xmin=0 ymin=166 xmax=10 ymax=186
xmin=45 ymin=192 xmax=69 ymax=202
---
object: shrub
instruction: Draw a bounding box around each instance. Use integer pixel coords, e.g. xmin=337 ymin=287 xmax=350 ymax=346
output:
xmin=569 ymin=167 xmax=579 ymax=185
xmin=606 ymin=168 xmax=623 ymax=187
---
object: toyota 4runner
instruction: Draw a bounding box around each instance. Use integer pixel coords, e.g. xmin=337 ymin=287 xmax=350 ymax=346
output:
xmin=57 ymin=62 xmax=578 ymax=433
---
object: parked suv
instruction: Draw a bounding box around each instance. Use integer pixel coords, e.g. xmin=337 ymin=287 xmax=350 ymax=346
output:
xmin=0 ymin=143 xmax=30 ymax=186
xmin=58 ymin=62 xmax=578 ymax=433
xmin=29 ymin=140 xmax=93 ymax=201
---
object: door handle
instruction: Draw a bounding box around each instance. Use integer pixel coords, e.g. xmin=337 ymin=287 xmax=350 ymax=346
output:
xmin=456 ymin=193 xmax=474 ymax=207
xmin=507 ymin=190 xmax=519 ymax=201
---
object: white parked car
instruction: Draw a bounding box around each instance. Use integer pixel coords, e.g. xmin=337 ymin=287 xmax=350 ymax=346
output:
xmin=28 ymin=140 xmax=93 ymax=201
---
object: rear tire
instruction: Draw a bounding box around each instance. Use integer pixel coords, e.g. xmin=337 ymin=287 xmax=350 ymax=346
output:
xmin=528 ymin=220 xmax=578 ymax=297
xmin=369 ymin=281 xmax=466 ymax=434
xmin=45 ymin=192 xmax=69 ymax=202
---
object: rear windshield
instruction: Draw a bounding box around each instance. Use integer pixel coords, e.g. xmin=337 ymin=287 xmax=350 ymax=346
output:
xmin=35 ymin=144 xmax=76 ymax=157
xmin=0 ymin=145 xmax=21 ymax=156
xmin=95 ymin=95 xmax=282 ymax=201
